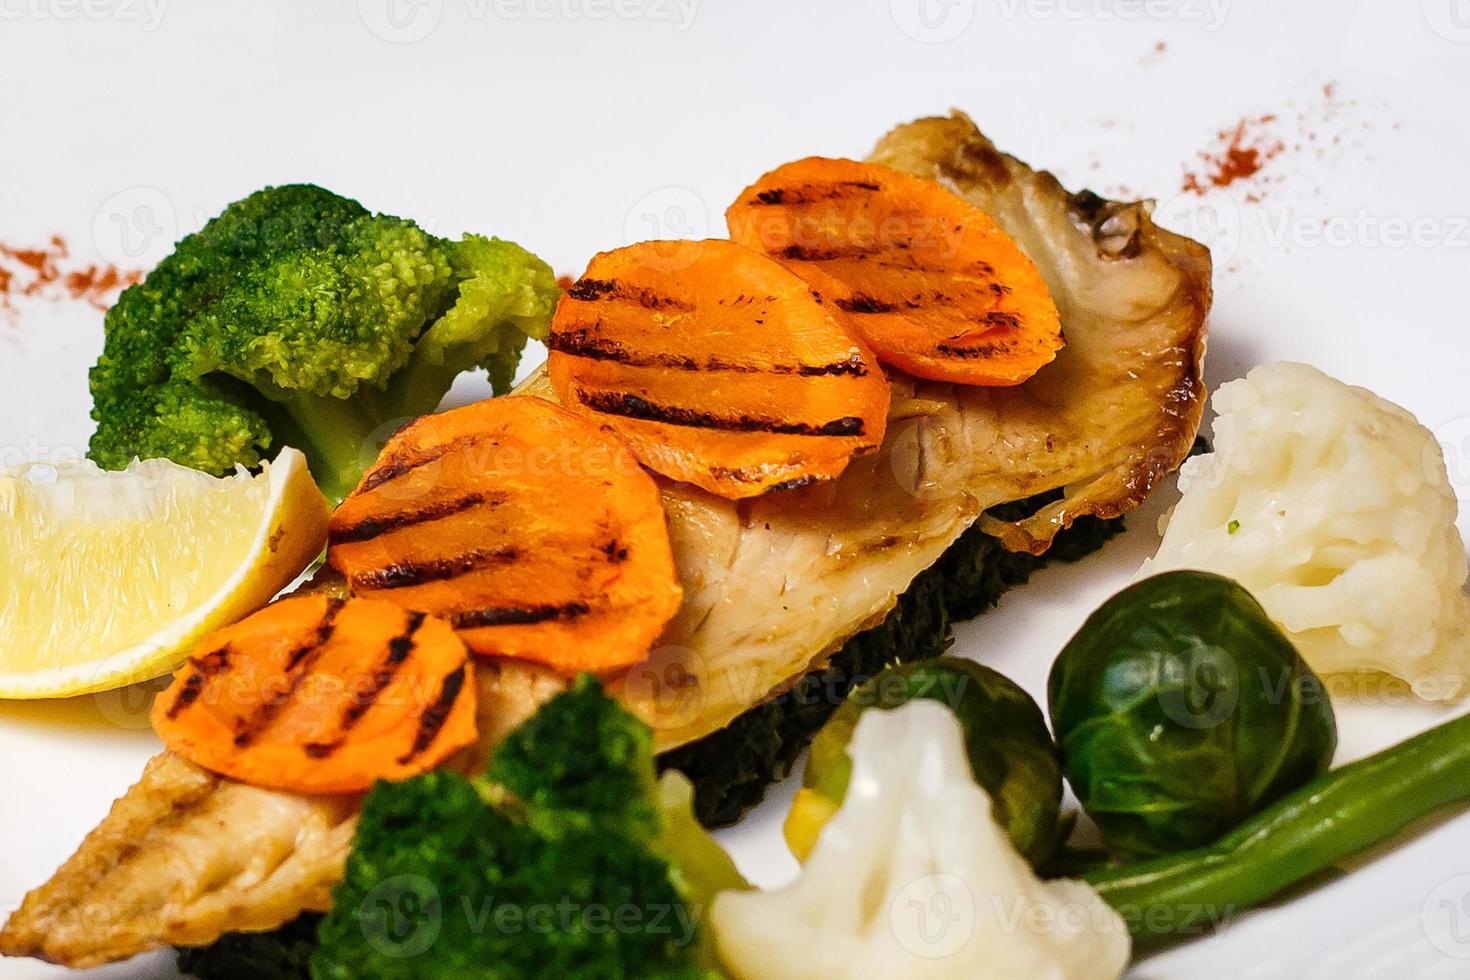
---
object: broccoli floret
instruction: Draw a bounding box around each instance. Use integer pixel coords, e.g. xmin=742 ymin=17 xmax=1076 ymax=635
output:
xmin=87 ymin=184 xmax=558 ymax=500
xmin=658 ymin=493 xmax=1125 ymax=827
xmin=310 ymin=677 xmax=745 ymax=980
xmin=89 ymin=377 xmax=274 ymax=475
xmin=486 ymin=672 xmax=662 ymax=842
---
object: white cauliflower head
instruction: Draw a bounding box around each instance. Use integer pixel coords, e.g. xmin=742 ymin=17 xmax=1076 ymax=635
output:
xmin=711 ymin=700 xmax=1129 ymax=980
xmin=1143 ymin=361 xmax=1470 ymax=698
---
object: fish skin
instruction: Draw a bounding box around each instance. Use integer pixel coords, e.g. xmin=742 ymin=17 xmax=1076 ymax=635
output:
xmin=0 ymin=752 xmax=356 ymax=969
xmin=0 ymin=113 xmax=1208 ymax=967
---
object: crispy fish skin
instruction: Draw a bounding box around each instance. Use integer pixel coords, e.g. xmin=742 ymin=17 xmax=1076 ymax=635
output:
xmin=0 ymin=753 xmax=357 ymax=968
xmin=1 ymin=113 xmax=1209 ymax=967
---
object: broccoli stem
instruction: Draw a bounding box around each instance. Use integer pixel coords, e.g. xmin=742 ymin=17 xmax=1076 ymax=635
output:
xmin=274 ymin=393 xmax=390 ymax=502
xmin=378 ymin=323 xmax=534 ymax=422
xmin=1086 ymin=709 xmax=1470 ymax=949
xmin=374 ymin=353 xmax=465 ymax=423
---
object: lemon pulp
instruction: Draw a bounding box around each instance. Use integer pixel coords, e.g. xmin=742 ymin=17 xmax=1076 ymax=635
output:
xmin=0 ymin=450 xmax=330 ymax=698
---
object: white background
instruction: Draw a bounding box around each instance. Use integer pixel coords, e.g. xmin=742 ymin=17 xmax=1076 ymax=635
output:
xmin=2 ymin=0 xmax=1469 ymax=976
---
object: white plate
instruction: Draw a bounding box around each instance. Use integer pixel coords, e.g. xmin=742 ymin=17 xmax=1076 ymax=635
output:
xmin=2 ymin=2 xmax=1468 ymax=976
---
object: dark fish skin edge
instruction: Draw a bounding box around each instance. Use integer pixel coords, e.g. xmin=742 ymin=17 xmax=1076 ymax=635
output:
xmin=175 ymin=913 xmax=322 ymax=980
xmin=175 ymin=489 xmax=1129 ymax=978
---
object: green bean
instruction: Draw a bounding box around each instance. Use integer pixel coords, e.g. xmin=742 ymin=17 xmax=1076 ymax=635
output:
xmin=1086 ymin=710 xmax=1470 ymax=948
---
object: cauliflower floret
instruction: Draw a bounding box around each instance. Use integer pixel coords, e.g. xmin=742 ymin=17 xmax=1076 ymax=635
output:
xmin=711 ymin=701 xmax=1129 ymax=980
xmin=1144 ymin=361 xmax=1470 ymax=698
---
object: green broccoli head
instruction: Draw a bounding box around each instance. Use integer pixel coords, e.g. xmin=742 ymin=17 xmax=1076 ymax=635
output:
xmin=312 ymin=677 xmax=745 ymax=980
xmin=173 ymin=213 xmax=456 ymax=399
xmin=88 ymin=184 xmax=558 ymax=501
xmin=87 ymin=377 xmax=273 ymax=474
xmin=416 ymin=235 xmax=560 ymax=399
xmin=487 ymin=675 xmax=661 ymax=842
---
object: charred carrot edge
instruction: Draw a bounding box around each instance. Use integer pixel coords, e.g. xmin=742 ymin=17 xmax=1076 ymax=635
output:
xmin=328 ymin=396 xmax=682 ymax=675
xmin=151 ymin=595 xmax=477 ymax=795
xmin=727 ymin=157 xmax=1063 ymax=387
xmin=546 ymin=238 xmax=891 ymax=499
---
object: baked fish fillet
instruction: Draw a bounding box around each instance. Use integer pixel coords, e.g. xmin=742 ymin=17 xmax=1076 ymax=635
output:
xmin=0 ymin=112 xmax=1209 ymax=968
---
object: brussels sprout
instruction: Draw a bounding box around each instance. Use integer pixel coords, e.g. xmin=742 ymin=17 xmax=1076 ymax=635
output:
xmin=1048 ymin=570 xmax=1337 ymax=858
xmin=789 ymin=658 xmax=1065 ymax=867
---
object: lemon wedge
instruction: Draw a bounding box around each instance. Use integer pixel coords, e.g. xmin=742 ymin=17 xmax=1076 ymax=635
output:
xmin=0 ymin=449 xmax=330 ymax=698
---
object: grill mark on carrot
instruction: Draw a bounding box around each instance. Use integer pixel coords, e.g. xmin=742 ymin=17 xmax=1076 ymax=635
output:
xmin=193 ymin=646 xmax=232 ymax=675
xmin=837 ymin=291 xmax=961 ymax=314
xmin=779 ymin=243 xmax=889 ymax=262
xmin=795 ymin=356 xmax=869 ymax=377
xmin=349 ymin=547 xmax=522 ymax=591
xmin=302 ymin=610 xmax=428 ymax=760
xmin=565 ymin=278 xmax=694 ymax=310
xmin=808 ymin=254 xmax=933 ymax=271
xmin=746 ymin=180 xmax=884 ymax=207
xmin=357 ymin=434 xmax=486 ymax=493
xmin=549 ymin=327 xmax=869 ymax=377
xmin=575 ymin=388 xmax=866 ymax=437
xmin=547 ymin=238 xmax=890 ymax=498
xmin=450 ymin=600 xmax=592 ymax=629
xmin=164 ymin=643 xmax=234 ymax=718
xmin=154 ymin=597 xmax=479 ymax=793
xmin=333 ymin=398 xmax=685 ymax=670
xmin=564 ymin=278 xmax=615 ymax=301
xmin=233 ymin=598 xmax=345 ymax=749
xmin=396 ymin=665 xmax=467 ymax=765
xmin=285 ymin=598 xmax=345 ymax=670
xmin=164 ymin=671 xmax=206 ymax=719
xmin=328 ymin=492 xmax=500 ymax=545
xmin=835 ymin=294 xmax=900 ymax=314
xmin=729 ymin=158 xmax=1062 ymax=386
xmin=936 ymin=340 xmax=1017 ymax=358
xmin=167 ymin=643 xmax=235 ymax=719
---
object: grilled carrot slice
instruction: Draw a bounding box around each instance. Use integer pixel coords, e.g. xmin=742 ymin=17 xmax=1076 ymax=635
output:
xmin=328 ymin=396 xmax=681 ymax=674
xmin=546 ymin=239 xmax=890 ymax=499
xmin=151 ymin=595 xmax=476 ymax=795
xmin=727 ymin=157 xmax=1063 ymax=386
